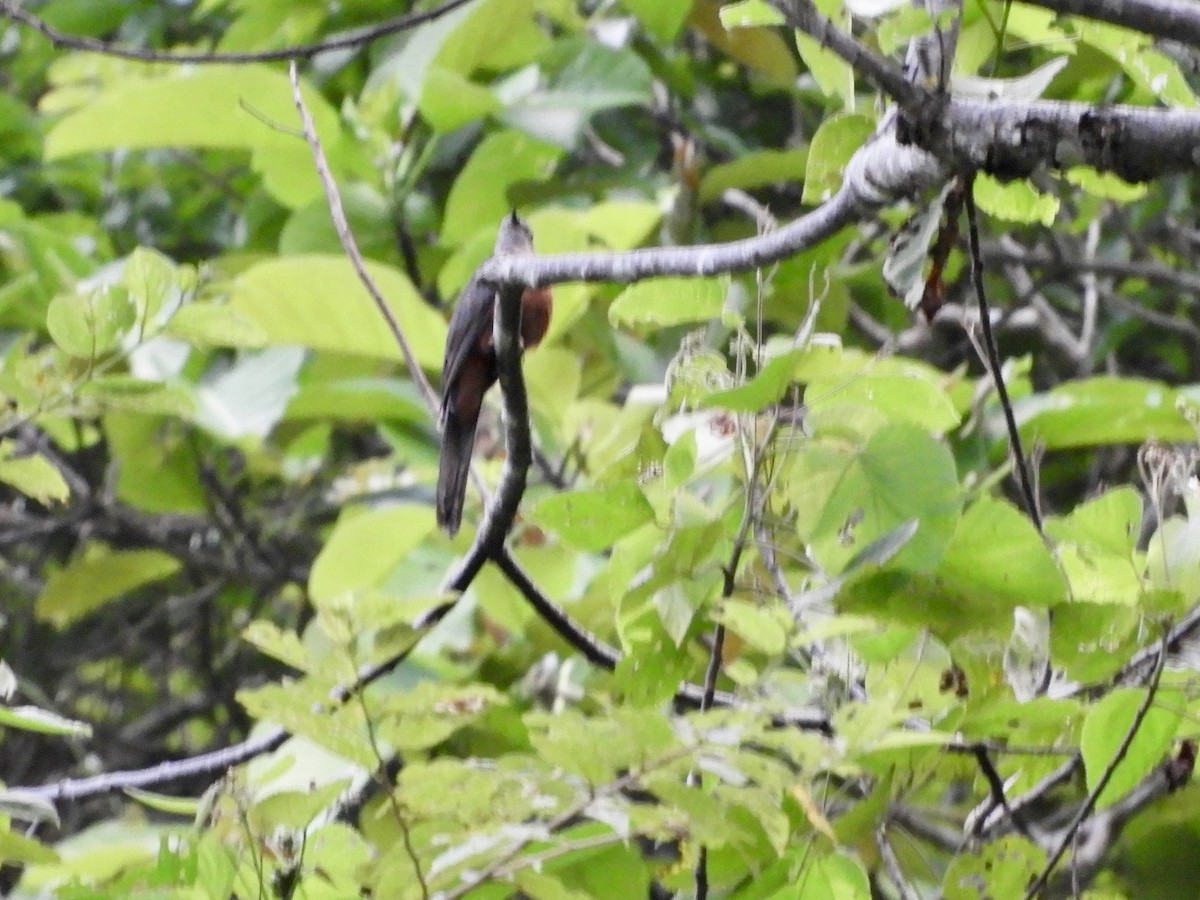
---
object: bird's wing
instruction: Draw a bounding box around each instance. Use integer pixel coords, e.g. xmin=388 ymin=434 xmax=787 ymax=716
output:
xmin=440 ymin=276 xmax=495 ymax=412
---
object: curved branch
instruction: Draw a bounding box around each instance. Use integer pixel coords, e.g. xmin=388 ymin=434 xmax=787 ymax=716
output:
xmin=1020 ymin=0 xmax=1200 ymax=47
xmin=0 ymin=0 xmax=475 ymax=64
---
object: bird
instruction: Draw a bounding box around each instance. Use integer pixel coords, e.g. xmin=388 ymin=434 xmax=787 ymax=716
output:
xmin=436 ymin=211 xmax=552 ymax=535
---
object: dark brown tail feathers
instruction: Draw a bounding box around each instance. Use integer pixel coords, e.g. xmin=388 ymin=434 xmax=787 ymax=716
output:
xmin=436 ymin=408 xmax=477 ymax=536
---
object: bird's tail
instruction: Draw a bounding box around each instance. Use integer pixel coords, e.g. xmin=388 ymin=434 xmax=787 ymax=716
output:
xmin=436 ymin=409 xmax=477 ymax=535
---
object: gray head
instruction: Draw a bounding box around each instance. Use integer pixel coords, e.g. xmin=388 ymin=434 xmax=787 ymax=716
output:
xmin=494 ymin=209 xmax=534 ymax=255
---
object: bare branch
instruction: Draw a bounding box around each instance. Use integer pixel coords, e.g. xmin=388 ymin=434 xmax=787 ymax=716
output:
xmin=0 ymin=0 xmax=476 ymax=65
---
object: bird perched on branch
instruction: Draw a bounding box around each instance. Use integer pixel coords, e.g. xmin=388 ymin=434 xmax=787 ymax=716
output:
xmin=436 ymin=211 xmax=552 ymax=535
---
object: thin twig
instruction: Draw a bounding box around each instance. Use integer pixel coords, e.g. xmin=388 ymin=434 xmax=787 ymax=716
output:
xmin=963 ymin=173 xmax=1044 ymax=534
xmin=0 ymin=0 xmax=476 ymax=65
xmin=1023 ymin=629 xmax=1171 ymax=899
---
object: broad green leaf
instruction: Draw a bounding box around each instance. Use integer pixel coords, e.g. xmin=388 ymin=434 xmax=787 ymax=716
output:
xmin=44 ymin=65 xmax=354 ymax=208
xmin=226 ymin=255 xmax=446 ymax=367
xmin=285 ymin=377 xmax=426 ymax=424
xmin=165 ymin=303 xmax=268 ymax=348
xmin=0 ymin=705 xmax=92 ymax=737
xmin=699 ymin=149 xmax=808 ymax=201
xmin=627 ymin=0 xmax=695 ymax=40
xmin=802 ymin=113 xmax=874 ymax=203
xmin=0 ymin=444 xmax=70 ymax=503
xmin=795 ymin=30 xmax=856 ymax=109
xmin=938 ymin=497 xmax=1067 ymax=609
xmin=1051 ymin=601 xmax=1140 ymax=681
xmin=46 ymin=286 xmax=136 ymax=358
xmin=373 ymin=682 xmax=507 ymax=751
xmin=715 ymin=599 xmax=790 ymax=655
xmin=501 ymin=39 xmax=654 ymax=147
xmin=1066 ymin=166 xmax=1148 ymax=202
xmin=692 ymin=1 xmax=797 ymax=84
xmin=806 ymin=368 xmax=960 ymax=433
xmin=1081 ymin=687 xmax=1182 ymax=807
xmin=609 ymin=277 xmax=726 ymax=328
xmin=1079 ymin=21 xmax=1197 ymax=108
xmin=441 ymin=130 xmax=563 ymax=244
xmin=123 ymin=247 xmax=180 ymax=324
xmin=253 ymin=782 xmax=349 ymax=830
xmin=1047 ymin=486 xmax=1142 ymax=556
xmin=0 ymin=829 xmax=59 ymax=865
xmin=80 ymin=376 xmax=194 ymax=416
xmin=237 ymin=682 xmax=375 ymax=767
xmin=796 ymin=850 xmax=872 ymax=898
xmin=581 ymin=200 xmax=663 ymax=250
xmin=527 ymin=708 xmax=678 ymax=785
xmin=973 ymin=174 xmax=1059 ymax=225
xmin=1015 ymin=377 xmax=1192 ymax=448
xmin=787 ymin=422 xmax=961 ymax=573
xmin=309 ymin=503 xmax=437 ymax=603
xmin=242 ymin=620 xmax=309 ymax=672
xmin=843 ymin=498 xmax=1066 ymax=637
xmin=530 ymin=481 xmax=655 ymax=551
xmin=37 ymin=545 xmax=181 ymax=626
xmin=418 ymin=67 xmax=501 ymax=132
xmin=705 ymin=348 xmax=807 ymax=411
xmin=944 ymin=837 xmax=1047 ymax=900
xmin=1145 ymin=488 xmax=1200 ymax=603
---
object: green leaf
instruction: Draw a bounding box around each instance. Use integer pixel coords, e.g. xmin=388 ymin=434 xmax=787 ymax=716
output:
xmin=123 ymin=247 xmax=180 ymax=324
xmin=242 ymin=620 xmax=309 ymax=672
xmin=1081 ymin=687 xmax=1182 ymax=807
xmin=1016 ymin=377 xmax=1192 ymax=448
xmin=80 ymin=376 xmax=194 ymax=416
xmin=226 ymin=255 xmax=446 ymax=367
xmin=165 ymin=302 xmax=268 ymax=348
xmin=0 ymin=704 xmax=92 ymax=737
xmin=715 ymin=599 xmax=790 ymax=655
xmin=442 ymin=130 xmax=563 ymax=244
xmin=704 ymin=348 xmax=806 ymax=411
xmin=45 ymin=65 xmax=354 ymax=208
xmin=796 ymin=849 xmax=872 ymax=898
xmin=609 ymin=277 xmax=726 ymax=328
xmin=843 ymin=498 xmax=1067 ymax=637
xmin=46 ymin=286 xmax=136 ymax=358
xmin=802 ymin=113 xmax=874 ymax=203
xmin=309 ymin=503 xmax=437 ymax=603
xmin=944 ymin=836 xmax=1047 ymax=900
xmin=501 ymin=40 xmax=654 ymax=147
xmin=806 ymin=367 xmax=961 ymax=433
xmin=418 ymin=67 xmax=501 ymax=132
xmin=123 ymin=788 xmax=202 ymax=817
xmin=786 ymin=422 xmax=961 ymax=574
xmin=530 ymin=481 xmax=655 ymax=552
xmin=373 ymin=682 xmax=507 ymax=751
xmin=973 ymin=174 xmax=1060 ymax=225
xmin=626 ymin=0 xmax=695 ymax=40
xmin=795 ymin=30 xmax=856 ymax=109
xmin=719 ymin=1 xmax=784 ymax=28
xmin=1065 ymin=166 xmax=1148 ymax=202
xmin=0 ymin=444 xmax=70 ymax=503
xmin=37 ymin=545 xmax=181 ymax=627
xmin=0 ymin=828 xmax=59 ymax=865
xmin=937 ymin=497 xmax=1067 ymax=610
xmin=699 ymin=149 xmax=808 ymax=201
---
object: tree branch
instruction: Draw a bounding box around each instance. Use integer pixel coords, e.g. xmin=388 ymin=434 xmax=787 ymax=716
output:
xmin=0 ymin=0 xmax=476 ymax=64
xmin=1019 ymin=0 xmax=1200 ymax=47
